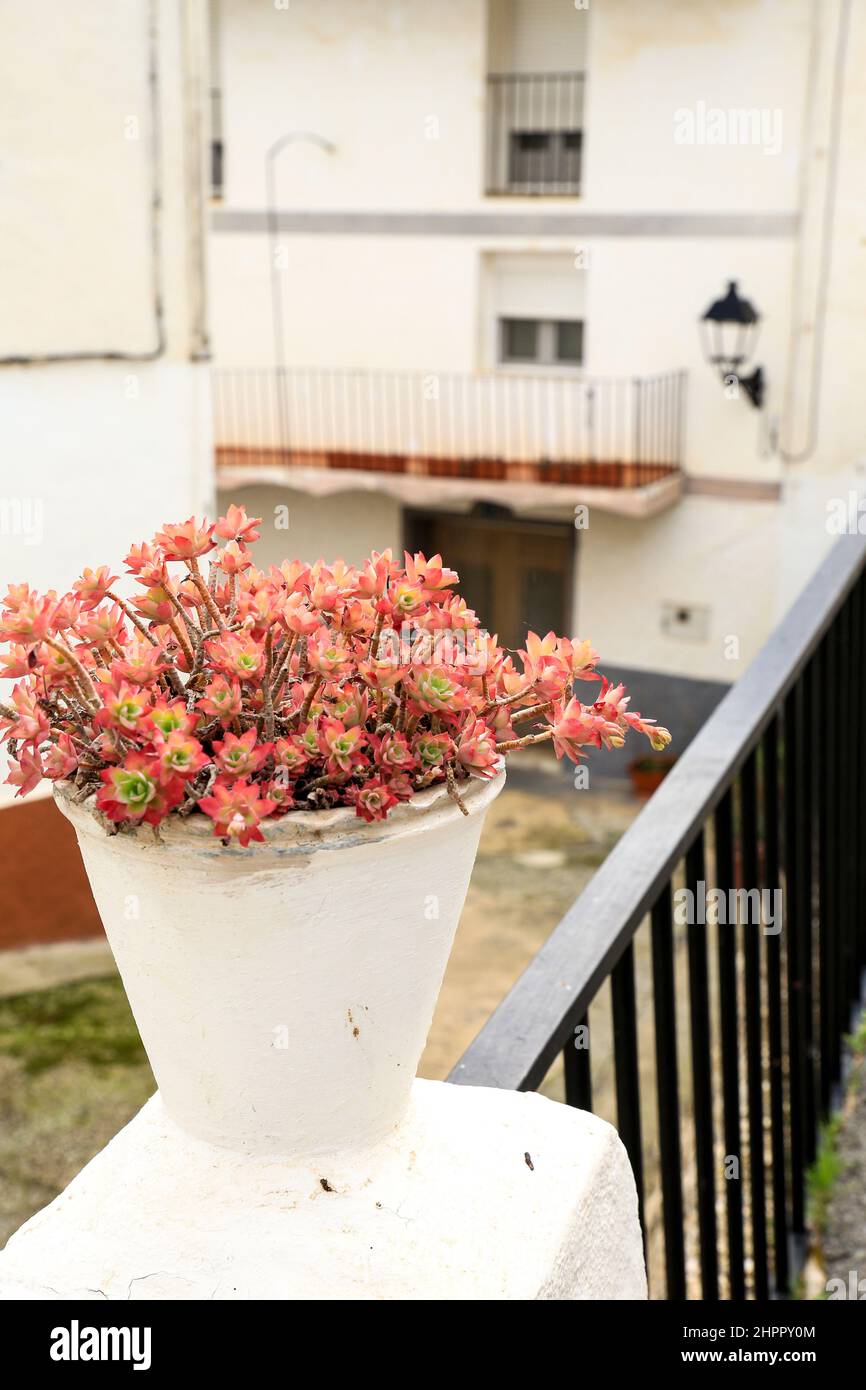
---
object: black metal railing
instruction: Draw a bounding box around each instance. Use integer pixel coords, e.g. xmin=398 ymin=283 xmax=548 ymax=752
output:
xmin=486 ymin=72 xmax=585 ymax=195
xmin=449 ymin=530 xmax=866 ymax=1299
xmin=213 ymin=367 xmax=686 ymax=488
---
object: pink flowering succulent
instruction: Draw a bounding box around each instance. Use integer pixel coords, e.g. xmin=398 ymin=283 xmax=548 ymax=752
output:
xmin=0 ymin=509 xmax=671 ymax=847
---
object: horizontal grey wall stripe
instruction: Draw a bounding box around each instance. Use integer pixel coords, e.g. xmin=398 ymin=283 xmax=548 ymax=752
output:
xmin=212 ymin=209 xmax=799 ymax=238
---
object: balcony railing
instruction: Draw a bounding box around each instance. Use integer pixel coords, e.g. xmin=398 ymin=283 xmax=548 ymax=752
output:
xmin=449 ymin=530 xmax=866 ymax=1300
xmin=213 ymin=367 xmax=685 ymax=489
xmin=486 ymin=72 xmax=585 ymax=195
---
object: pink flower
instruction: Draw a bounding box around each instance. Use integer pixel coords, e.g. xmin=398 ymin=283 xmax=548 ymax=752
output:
xmin=199 ymin=778 xmax=277 ymax=847
xmin=456 ymin=718 xmax=500 ymax=779
xmin=385 ymin=771 xmax=415 ymax=801
xmin=570 ymin=638 xmax=601 ymax=683
xmin=213 ymin=728 xmax=272 ymax=778
xmin=94 ymin=681 xmax=151 ymax=734
xmin=380 ymin=579 xmax=427 ymax=619
xmin=77 ymin=605 xmax=127 ymax=650
xmin=132 ymin=586 xmax=174 ymax=625
xmin=547 ymin=698 xmax=622 ymax=763
xmin=0 ymin=645 xmax=31 ymax=679
xmin=265 ymin=773 xmax=295 ymax=812
xmin=154 ymin=517 xmax=216 ymax=561
xmin=217 ymin=539 xmax=253 ymax=575
xmin=273 ymin=735 xmax=309 ymax=776
xmin=124 ymin=541 xmax=161 ymax=575
xmin=205 ymin=632 xmax=265 ymax=681
xmin=349 ymin=778 xmax=398 ymax=823
xmin=412 ymin=731 xmax=453 ymax=768
xmin=520 ymin=630 xmax=571 ymax=701
xmin=196 ymin=674 xmax=243 ymax=722
xmin=328 ymin=685 xmax=370 ymax=729
xmin=308 ymin=561 xmax=355 ymax=613
xmin=410 ymin=667 xmax=470 ymax=714
xmin=403 ymin=550 xmax=459 ymax=594
xmin=50 ymin=595 xmax=83 ymax=632
xmin=0 ymin=593 xmax=57 ymax=645
xmin=215 ymin=504 xmax=262 ymax=545
xmin=358 ymin=652 xmax=406 ymax=692
xmin=96 ymin=753 xmax=184 ymax=825
xmin=153 ymin=731 xmax=208 ymax=783
xmin=280 ymin=591 xmax=320 ymax=637
xmin=0 ymin=683 xmax=50 ymax=745
xmin=5 ymin=747 xmax=44 ymax=797
xmin=353 ymin=550 xmax=395 ymax=600
xmin=372 ymin=731 xmax=416 ymax=774
xmin=73 ymin=566 xmax=118 ymax=611
xmin=42 ymin=733 xmax=79 ymax=781
xmin=273 ymin=559 xmax=312 ymax=594
xmin=318 ymin=719 xmax=368 ymax=776
xmin=145 ymin=698 xmax=199 ymax=739
xmin=307 ymin=632 xmax=353 ymax=679
xmin=110 ymin=638 xmax=169 ymax=687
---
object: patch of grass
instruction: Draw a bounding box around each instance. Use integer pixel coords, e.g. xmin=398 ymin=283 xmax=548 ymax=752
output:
xmin=0 ymin=976 xmax=155 ymax=1245
xmin=846 ymin=1012 xmax=866 ymax=1059
xmin=0 ymin=977 xmax=147 ymax=1075
xmin=806 ymin=1114 xmax=843 ymax=1238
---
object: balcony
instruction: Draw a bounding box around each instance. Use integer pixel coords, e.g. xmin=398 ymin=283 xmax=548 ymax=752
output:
xmin=485 ymin=72 xmax=585 ymax=196
xmin=214 ymin=367 xmax=686 ymax=515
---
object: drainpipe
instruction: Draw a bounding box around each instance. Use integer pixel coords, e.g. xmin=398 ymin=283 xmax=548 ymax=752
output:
xmin=779 ymin=0 xmax=851 ymax=464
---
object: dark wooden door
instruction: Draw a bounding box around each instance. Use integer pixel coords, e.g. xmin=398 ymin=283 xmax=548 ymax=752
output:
xmin=405 ymin=512 xmax=574 ymax=652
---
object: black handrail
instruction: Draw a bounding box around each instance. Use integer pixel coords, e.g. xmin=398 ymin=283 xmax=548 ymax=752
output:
xmin=449 ymin=529 xmax=866 ymax=1300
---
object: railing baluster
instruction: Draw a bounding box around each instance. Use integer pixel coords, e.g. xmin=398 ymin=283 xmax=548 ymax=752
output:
xmin=714 ymin=788 xmax=745 ymax=1299
xmin=611 ymin=942 xmax=645 ymax=1232
xmin=741 ymin=750 xmax=769 ymax=1299
xmin=563 ymin=1013 xmax=592 ymax=1111
xmin=844 ymin=592 xmax=860 ymax=1018
xmin=650 ymin=882 xmax=686 ymax=1300
xmin=762 ymin=715 xmax=788 ymax=1293
xmin=837 ymin=599 xmax=852 ymax=1031
xmin=834 ymin=614 xmax=845 ymax=1089
xmin=784 ymin=686 xmax=808 ymax=1238
xmin=685 ymin=831 xmax=718 ymax=1300
xmin=800 ymin=660 xmax=817 ymax=1169
xmin=817 ymin=632 xmax=834 ymax=1115
xmin=857 ymin=575 xmax=866 ymax=988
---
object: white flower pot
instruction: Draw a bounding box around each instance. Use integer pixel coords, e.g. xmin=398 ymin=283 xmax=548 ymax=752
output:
xmin=55 ymin=771 xmax=504 ymax=1158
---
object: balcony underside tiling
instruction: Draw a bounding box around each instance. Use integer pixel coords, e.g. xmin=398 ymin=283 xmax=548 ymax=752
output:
xmin=216 ymin=452 xmax=684 ymax=519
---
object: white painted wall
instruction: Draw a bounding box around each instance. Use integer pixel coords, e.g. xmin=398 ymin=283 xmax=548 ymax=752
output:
xmin=216 ymin=483 xmax=403 ymax=570
xmin=582 ymin=0 xmax=811 ymax=213
xmin=1 ymin=0 xmax=214 ymax=791
xmin=217 ymin=0 xmax=490 ymax=212
xmin=576 ymin=495 xmax=779 ymax=681
xmin=0 ymin=0 xmax=214 ymax=592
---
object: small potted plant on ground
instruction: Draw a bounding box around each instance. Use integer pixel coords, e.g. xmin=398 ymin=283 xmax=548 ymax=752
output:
xmin=0 ymin=509 xmax=670 ymax=1158
xmin=628 ymin=752 xmax=678 ymax=798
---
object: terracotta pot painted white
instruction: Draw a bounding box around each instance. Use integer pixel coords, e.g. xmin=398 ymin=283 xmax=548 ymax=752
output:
xmin=55 ymin=772 xmax=504 ymax=1158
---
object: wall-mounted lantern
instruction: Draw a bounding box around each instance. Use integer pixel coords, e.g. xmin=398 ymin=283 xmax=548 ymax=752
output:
xmin=699 ymin=280 xmax=764 ymax=409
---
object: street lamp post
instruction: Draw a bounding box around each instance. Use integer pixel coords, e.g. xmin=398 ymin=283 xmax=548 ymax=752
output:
xmin=699 ymin=280 xmax=765 ymax=409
